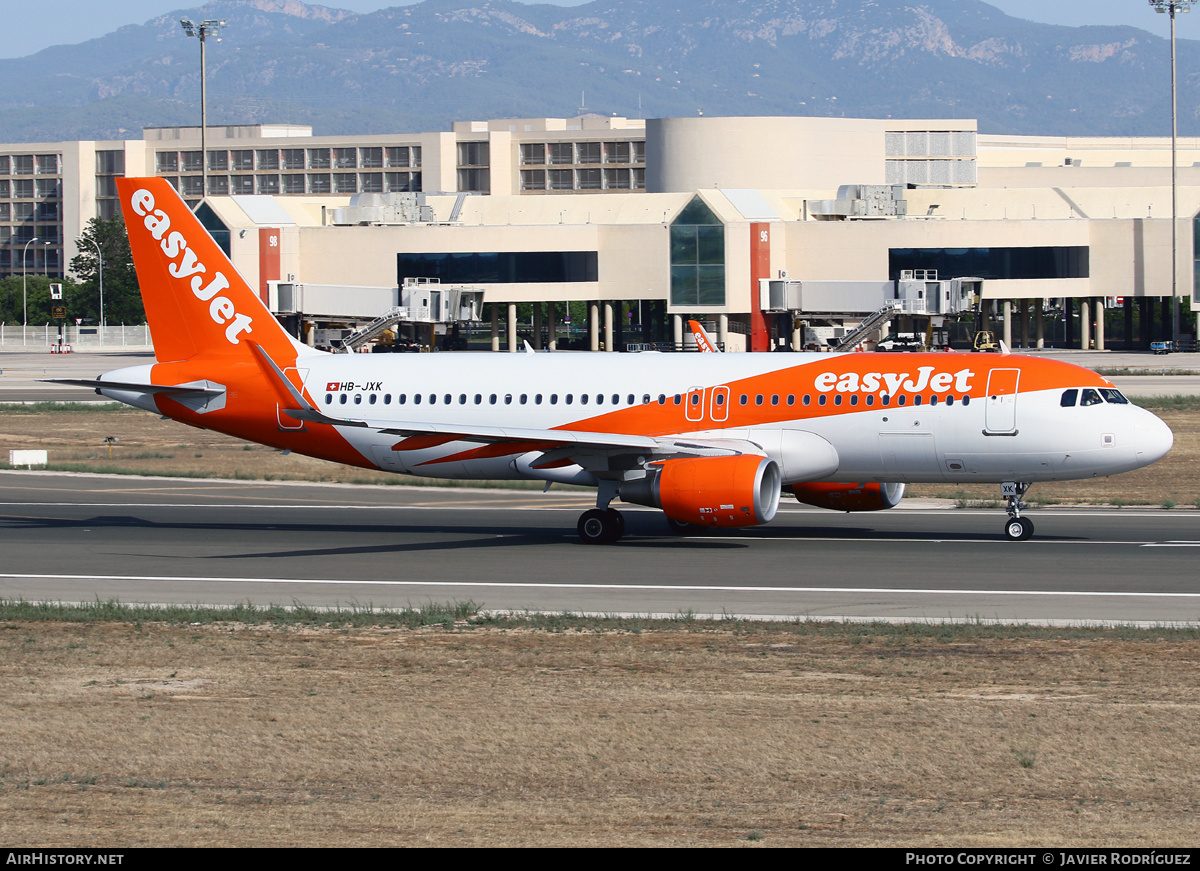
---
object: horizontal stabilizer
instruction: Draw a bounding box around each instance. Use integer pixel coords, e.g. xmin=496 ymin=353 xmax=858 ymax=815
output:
xmin=41 ymin=378 xmax=223 ymax=396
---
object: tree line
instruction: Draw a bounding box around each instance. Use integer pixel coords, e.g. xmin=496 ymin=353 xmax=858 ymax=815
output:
xmin=0 ymin=216 xmax=144 ymax=326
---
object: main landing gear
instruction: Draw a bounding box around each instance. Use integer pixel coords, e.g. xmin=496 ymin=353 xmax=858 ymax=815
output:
xmin=577 ymin=508 xmax=625 ymax=544
xmin=1001 ymin=481 xmax=1034 ymax=541
xmin=577 ymin=480 xmax=625 ymax=544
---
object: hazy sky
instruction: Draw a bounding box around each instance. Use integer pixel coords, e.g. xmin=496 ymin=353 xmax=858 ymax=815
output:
xmin=1 ymin=0 xmax=1196 ymax=60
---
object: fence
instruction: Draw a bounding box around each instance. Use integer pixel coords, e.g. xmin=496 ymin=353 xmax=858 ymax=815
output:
xmin=0 ymin=324 xmax=152 ymax=349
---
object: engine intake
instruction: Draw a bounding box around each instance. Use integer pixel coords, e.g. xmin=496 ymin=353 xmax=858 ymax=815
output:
xmin=622 ymin=455 xmax=781 ymax=527
xmin=790 ymin=482 xmax=905 ymax=512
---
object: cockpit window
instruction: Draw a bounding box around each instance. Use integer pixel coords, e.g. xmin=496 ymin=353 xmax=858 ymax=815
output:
xmin=1100 ymin=388 xmax=1129 ymax=405
xmin=1060 ymin=389 xmax=1078 ymax=408
xmin=1080 ymin=388 xmax=1103 ymax=407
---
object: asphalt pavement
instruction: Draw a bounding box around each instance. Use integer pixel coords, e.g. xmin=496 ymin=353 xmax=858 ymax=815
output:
xmin=1 ymin=472 xmax=1196 ymax=625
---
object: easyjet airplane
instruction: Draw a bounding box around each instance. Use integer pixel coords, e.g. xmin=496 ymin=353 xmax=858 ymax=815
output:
xmin=60 ymin=178 xmax=1174 ymax=544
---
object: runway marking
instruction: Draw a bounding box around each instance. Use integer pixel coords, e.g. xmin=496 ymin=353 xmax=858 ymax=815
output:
xmin=1142 ymin=541 xmax=1200 ymax=547
xmin=1 ymin=573 xmax=1198 ymax=599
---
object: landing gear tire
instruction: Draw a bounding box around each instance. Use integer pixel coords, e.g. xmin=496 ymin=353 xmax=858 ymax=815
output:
xmin=578 ymin=508 xmax=623 ymax=544
xmin=606 ymin=508 xmax=626 ymax=538
xmin=1003 ymin=516 xmax=1034 ymax=542
xmin=1000 ymin=481 xmax=1034 ymax=542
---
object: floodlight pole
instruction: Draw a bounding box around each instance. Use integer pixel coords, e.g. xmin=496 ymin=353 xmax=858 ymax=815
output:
xmin=77 ymin=235 xmax=104 ymax=340
xmin=22 ymin=236 xmax=39 ymax=346
xmin=180 ymin=18 xmax=226 ymax=205
xmin=1150 ymin=0 xmax=1195 ymax=346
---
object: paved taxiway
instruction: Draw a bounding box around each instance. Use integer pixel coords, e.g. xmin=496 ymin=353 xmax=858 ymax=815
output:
xmin=1 ymin=472 xmax=1197 ymax=625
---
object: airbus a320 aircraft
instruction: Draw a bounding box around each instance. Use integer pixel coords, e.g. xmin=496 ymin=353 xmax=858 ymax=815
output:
xmin=60 ymin=178 xmax=1174 ymax=544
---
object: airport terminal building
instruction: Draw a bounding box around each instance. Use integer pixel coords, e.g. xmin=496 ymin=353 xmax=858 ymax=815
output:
xmin=2 ymin=113 xmax=1198 ymax=351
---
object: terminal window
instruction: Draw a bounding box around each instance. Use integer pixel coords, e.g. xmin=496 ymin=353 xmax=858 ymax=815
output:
xmin=398 ymin=251 xmax=598 ymax=285
xmin=670 ymin=196 xmax=725 ymax=307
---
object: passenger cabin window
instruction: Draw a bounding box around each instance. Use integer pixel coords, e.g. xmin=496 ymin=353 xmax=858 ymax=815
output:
xmin=1080 ymin=388 xmax=1103 ymax=407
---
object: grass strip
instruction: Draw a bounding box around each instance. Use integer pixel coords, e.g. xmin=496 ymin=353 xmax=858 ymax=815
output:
xmin=1129 ymin=393 xmax=1200 ymax=410
xmin=0 ymin=597 xmax=479 ymax=629
xmin=3 ymin=597 xmax=1200 ymax=641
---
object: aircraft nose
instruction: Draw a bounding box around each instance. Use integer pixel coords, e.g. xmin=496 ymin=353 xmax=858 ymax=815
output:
xmin=1135 ymin=411 xmax=1174 ymax=465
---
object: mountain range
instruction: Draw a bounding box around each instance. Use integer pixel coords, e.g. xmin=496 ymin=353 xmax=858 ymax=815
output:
xmin=0 ymin=0 xmax=1196 ymax=142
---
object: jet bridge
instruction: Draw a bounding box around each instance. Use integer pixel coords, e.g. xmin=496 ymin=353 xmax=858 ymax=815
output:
xmin=759 ymin=271 xmax=978 ymax=350
xmin=272 ymin=278 xmax=483 ymax=352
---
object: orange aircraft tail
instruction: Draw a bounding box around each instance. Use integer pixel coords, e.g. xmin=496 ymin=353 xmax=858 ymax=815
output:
xmin=117 ymin=177 xmax=299 ymax=365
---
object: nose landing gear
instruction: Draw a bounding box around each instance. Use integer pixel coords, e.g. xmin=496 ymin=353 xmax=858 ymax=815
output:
xmin=1001 ymin=481 xmax=1033 ymax=541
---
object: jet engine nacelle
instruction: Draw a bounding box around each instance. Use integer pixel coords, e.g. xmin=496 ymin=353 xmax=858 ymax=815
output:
xmin=622 ymin=455 xmax=781 ymax=527
xmin=790 ymin=482 xmax=906 ymax=512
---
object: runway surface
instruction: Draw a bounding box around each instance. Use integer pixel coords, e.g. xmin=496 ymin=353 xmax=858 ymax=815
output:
xmin=1 ymin=472 xmax=1197 ymax=625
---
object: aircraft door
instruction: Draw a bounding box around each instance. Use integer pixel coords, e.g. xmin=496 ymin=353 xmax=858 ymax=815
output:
xmin=686 ymin=387 xmax=705 ymax=423
xmin=277 ymin=367 xmax=310 ymax=431
xmin=710 ymin=386 xmax=730 ymax=422
xmin=984 ymin=369 xmax=1020 ymax=434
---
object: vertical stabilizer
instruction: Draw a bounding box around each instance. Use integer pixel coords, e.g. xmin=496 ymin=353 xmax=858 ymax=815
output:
xmin=117 ymin=177 xmax=297 ymax=364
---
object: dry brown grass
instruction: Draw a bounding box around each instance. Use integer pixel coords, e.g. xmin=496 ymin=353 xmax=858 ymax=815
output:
xmin=1 ymin=406 xmax=1197 ymax=504
xmin=1 ymin=620 xmax=1199 ymax=846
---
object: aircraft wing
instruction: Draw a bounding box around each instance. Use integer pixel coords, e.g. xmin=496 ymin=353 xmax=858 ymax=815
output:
xmin=284 ymin=405 xmax=660 ymax=450
xmin=284 ymin=406 xmax=762 ymax=462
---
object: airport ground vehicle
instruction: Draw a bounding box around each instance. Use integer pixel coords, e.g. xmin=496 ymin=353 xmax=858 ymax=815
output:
xmin=58 ymin=179 xmax=1174 ymax=543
